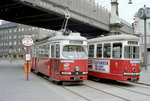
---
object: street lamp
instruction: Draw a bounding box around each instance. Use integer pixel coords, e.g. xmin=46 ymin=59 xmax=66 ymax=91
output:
xmin=128 ymin=0 xmax=133 ymax=4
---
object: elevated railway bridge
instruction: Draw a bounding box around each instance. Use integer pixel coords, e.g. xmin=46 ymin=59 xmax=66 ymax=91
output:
xmin=0 ymin=0 xmax=133 ymax=37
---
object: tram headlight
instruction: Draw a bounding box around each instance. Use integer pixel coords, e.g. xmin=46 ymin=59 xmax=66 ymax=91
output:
xmin=75 ymin=66 xmax=80 ymax=72
xmin=82 ymin=72 xmax=88 ymax=74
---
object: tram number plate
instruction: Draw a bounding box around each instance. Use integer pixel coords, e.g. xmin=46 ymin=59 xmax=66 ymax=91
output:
xmin=74 ymin=77 xmax=80 ymax=80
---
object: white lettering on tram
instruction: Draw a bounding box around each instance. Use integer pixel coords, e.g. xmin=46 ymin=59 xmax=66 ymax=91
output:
xmin=60 ymin=60 xmax=74 ymax=63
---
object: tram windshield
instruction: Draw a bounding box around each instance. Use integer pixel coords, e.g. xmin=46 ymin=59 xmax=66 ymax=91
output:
xmin=63 ymin=45 xmax=87 ymax=59
xmin=124 ymin=46 xmax=139 ymax=59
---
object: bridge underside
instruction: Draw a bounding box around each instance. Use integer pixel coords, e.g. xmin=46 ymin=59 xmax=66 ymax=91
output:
xmin=0 ymin=0 xmax=108 ymax=37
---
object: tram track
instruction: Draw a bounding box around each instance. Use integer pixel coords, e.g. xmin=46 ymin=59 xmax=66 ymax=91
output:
xmin=34 ymin=72 xmax=128 ymax=101
xmin=100 ymin=82 xmax=150 ymax=97
xmin=85 ymin=82 xmax=150 ymax=97
xmin=84 ymin=80 xmax=150 ymax=100
xmin=62 ymin=84 xmax=130 ymax=101
xmin=33 ymin=72 xmax=90 ymax=101
xmin=133 ymin=82 xmax=150 ymax=87
xmin=32 ymin=72 xmax=150 ymax=101
xmin=83 ymin=84 xmax=130 ymax=101
xmin=61 ymin=86 xmax=91 ymax=101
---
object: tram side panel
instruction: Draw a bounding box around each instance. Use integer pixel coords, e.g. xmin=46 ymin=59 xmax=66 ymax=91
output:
xmin=110 ymin=59 xmax=140 ymax=81
xmin=36 ymin=57 xmax=49 ymax=76
xmin=58 ymin=59 xmax=88 ymax=81
xmin=88 ymin=59 xmax=140 ymax=81
xmin=32 ymin=56 xmax=88 ymax=82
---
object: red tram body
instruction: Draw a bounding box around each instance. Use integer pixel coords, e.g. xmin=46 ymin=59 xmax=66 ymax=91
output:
xmin=88 ymin=35 xmax=140 ymax=82
xmin=31 ymin=31 xmax=88 ymax=82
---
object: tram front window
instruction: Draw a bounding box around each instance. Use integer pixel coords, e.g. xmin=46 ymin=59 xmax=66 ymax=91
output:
xmin=63 ymin=45 xmax=87 ymax=59
xmin=124 ymin=46 xmax=139 ymax=59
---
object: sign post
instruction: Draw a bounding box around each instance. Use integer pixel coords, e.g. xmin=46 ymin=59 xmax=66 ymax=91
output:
xmin=22 ymin=36 xmax=34 ymax=81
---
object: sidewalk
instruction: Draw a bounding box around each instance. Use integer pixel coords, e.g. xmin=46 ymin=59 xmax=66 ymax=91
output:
xmin=0 ymin=61 xmax=66 ymax=101
xmin=139 ymin=67 xmax=150 ymax=85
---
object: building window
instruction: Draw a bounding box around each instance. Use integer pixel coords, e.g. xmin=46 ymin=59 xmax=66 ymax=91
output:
xmin=32 ymin=27 xmax=35 ymax=30
xmin=14 ymin=35 xmax=17 ymax=39
xmin=9 ymin=36 xmax=12 ymax=39
xmin=14 ymin=41 xmax=17 ymax=45
xmin=18 ymin=28 xmax=21 ymax=32
xmin=22 ymin=28 xmax=24 ymax=31
xmin=14 ymin=29 xmax=17 ymax=32
xmin=9 ymin=42 xmax=12 ymax=45
xmin=18 ymin=48 xmax=20 ymax=52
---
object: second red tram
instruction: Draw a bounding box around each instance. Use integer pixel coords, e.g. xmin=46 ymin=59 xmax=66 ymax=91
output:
xmin=31 ymin=31 xmax=88 ymax=83
xmin=88 ymin=34 xmax=140 ymax=82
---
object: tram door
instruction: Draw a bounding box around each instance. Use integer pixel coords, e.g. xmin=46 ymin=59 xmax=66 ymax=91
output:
xmin=50 ymin=44 xmax=55 ymax=79
xmin=50 ymin=43 xmax=60 ymax=80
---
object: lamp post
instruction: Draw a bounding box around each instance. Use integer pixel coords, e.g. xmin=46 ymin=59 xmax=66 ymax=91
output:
xmin=138 ymin=5 xmax=150 ymax=70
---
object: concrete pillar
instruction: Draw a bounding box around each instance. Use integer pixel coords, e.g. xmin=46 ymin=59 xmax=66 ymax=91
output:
xmin=109 ymin=0 xmax=123 ymax=35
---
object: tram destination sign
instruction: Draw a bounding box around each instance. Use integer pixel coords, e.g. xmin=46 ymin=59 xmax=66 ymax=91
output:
xmin=22 ymin=37 xmax=34 ymax=47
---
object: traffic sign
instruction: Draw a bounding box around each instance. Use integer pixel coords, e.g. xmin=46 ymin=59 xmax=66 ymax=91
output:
xmin=145 ymin=7 xmax=150 ymax=18
xmin=22 ymin=37 xmax=34 ymax=47
xmin=138 ymin=7 xmax=150 ymax=19
xmin=138 ymin=8 xmax=145 ymax=19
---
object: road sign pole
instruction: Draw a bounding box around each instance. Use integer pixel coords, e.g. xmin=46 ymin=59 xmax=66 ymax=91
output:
xmin=144 ymin=18 xmax=147 ymax=70
xmin=22 ymin=36 xmax=33 ymax=81
xmin=27 ymin=47 xmax=29 ymax=81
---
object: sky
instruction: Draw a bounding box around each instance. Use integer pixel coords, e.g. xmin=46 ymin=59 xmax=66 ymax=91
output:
xmin=95 ymin=0 xmax=150 ymax=24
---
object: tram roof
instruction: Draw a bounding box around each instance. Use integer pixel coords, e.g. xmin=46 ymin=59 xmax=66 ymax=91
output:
xmin=88 ymin=34 xmax=139 ymax=43
xmin=34 ymin=31 xmax=87 ymax=45
xmin=48 ymin=32 xmax=87 ymax=41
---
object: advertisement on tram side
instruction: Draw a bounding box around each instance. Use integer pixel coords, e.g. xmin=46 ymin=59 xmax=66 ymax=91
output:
xmin=93 ymin=60 xmax=110 ymax=73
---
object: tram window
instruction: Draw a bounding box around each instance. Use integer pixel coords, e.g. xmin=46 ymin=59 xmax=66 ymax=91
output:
xmin=56 ymin=44 xmax=60 ymax=58
xmin=96 ymin=44 xmax=102 ymax=58
xmin=88 ymin=45 xmax=94 ymax=58
xmin=39 ymin=46 xmax=45 ymax=58
xmin=113 ymin=43 xmax=122 ymax=58
xmin=42 ymin=49 xmax=45 ymax=55
xmin=124 ymin=46 xmax=139 ymax=59
xmin=51 ymin=45 xmax=54 ymax=58
xmin=39 ymin=48 xmax=41 ymax=54
xmin=36 ymin=47 xmax=39 ymax=57
xmin=45 ymin=44 xmax=49 ymax=58
xmin=63 ymin=45 xmax=87 ymax=59
xmin=103 ymin=43 xmax=111 ymax=58
xmin=128 ymin=41 xmax=138 ymax=45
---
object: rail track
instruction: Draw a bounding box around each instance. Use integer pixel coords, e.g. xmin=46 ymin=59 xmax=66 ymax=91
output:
xmin=33 ymin=72 xmax=150 ymax=101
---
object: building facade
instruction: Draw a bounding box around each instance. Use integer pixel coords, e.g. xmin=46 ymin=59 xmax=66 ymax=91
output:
xmin=134 ymin=13 xmax=150 ymax=66
xmin=0 ymin=21 xmax=54 ymax=60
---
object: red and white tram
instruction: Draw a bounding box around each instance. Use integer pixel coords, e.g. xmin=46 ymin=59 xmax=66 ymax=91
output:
xmin=31 ymin=31 xmax=88 ymax=83
xmin=88 ymin=34 xmax=140 ymax=82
